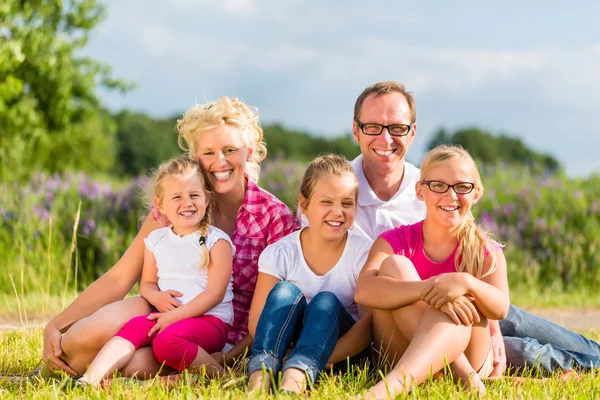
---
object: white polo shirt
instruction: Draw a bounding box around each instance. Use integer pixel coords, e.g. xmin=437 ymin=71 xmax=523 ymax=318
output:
xmin=351 ymin=154 xmax=426 ymax=240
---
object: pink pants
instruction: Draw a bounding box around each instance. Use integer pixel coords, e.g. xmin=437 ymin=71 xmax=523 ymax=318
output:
xmin=115 ymin=313 xmax=229 ymax=371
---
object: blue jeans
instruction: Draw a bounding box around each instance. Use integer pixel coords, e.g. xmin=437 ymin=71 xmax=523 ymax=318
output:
xmin=500 ymin=305 xmax=600 ymax=373
xmin=248 ymin=281 xmax=357 ymax=385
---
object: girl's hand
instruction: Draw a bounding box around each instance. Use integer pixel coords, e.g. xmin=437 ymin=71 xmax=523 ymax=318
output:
xmin=421 ymin=273 xmax=471 ymax=309
xmin=148 ymin=290 xmax=183 ymax=313
xmin=439 ymin=296 xmax=480 ymax=326
xmin=42 ymin=324 xmax=79 ymax=376
xmin=147 ymin=310 xmax=184 ymax=336
xmin=489 ymin=324 xmax=507 ymax=377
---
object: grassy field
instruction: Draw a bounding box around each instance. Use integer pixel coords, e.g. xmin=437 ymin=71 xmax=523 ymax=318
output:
xmin=1 ymin=163 xmax=600 ymax=398
xmin=0 ymin=325 xmax=598 ymax=399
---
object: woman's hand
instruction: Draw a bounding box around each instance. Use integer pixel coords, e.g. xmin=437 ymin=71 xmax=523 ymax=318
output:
xmin=146 ymin=290 xmax=183 ymax=313
xmin=439 ymin=295 xmax=480 ymax=326
xmin=421 ymin=273 xmax=472 ymax=309
xmin=147 ymin=310 xmax=184 ymax=336
xmin=42 ymin=324 xmax=78 ymax=376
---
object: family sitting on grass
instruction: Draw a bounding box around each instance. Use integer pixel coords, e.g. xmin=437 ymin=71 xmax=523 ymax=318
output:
xmin=37 ymin=82 xmax=600 ymax=397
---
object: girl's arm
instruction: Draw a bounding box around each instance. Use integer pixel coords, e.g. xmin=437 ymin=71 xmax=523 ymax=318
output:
xmin=168 ymin=240 xmax=233 ymax=321
xmin=212 ymin=333 xmax=254 ymax=366
xmin=421 ymin=249 xmax=510 ymax=320
xmin=139 ymin=247 xmax=182 ymax=312
xmin=248 ymin=272 xmax=281 ymax=337
xmin=327 ymin=306 xmax=373 ymax=365
xmin=466 ymin=249 xmax=510 ymax=320
xmin=354 ymin=238 xmax=427 ymax=309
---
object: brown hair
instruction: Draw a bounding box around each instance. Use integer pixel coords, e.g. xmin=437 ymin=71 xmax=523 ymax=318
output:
xmin=299 ymin=154 xmax=358 ymax=209
xmin=420 ymin=144 xmax=499 ymax=278
xmin=176 ymin=96 xmax=267 ymax=182
xmin=353 ymin=81 xmax=416 ymax=123
xmin=150 ymin=156 xmax=212 ymax=268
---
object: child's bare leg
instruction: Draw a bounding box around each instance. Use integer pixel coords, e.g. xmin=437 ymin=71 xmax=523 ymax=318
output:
xmin=280 ymin=367 xmax=307 ymax=393
xmin=369 ymin=306 xmax=472 ymax=399
xmin=450 ymin=353 xmax=486 ymax=396
xmin=60 ymin=297 xmax=152 ymax=374
xmin=187 ymin=346 xmax=225 ymax=377
xmin=79 ymin=337 xmax=136 ymax=385
xmin=248 ymin=369 xmax=273 ymax=392
xmin=119 ymin=346 xmax=176 ymax=379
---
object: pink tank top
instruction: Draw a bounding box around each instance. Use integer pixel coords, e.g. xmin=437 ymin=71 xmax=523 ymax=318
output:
xmin=379 ymin=220 xmax=457 ymax=280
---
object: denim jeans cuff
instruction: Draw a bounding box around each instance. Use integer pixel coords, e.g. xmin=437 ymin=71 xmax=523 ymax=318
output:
xmin=247 ymin=351 xmax=281 ymax=376
xmin=283 ymin=354 xmax=320 ymax=385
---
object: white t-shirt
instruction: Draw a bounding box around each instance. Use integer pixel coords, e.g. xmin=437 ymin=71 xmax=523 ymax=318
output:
xmin=351 ymin=154 xmax=426 ymax=240
xmin=258 ymin=229 xmax=373 ymax=321
xmin=144 ymin=225 xmax=235 ymax=325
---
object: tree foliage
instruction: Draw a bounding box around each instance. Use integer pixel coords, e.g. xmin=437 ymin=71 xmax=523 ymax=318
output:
xmin=263 ymin=123 xmax=359 ymax=162
xmin=0 ymin=0 xmax=131 ymax=180
xmin=427 ymin=127 xmax=561 ymax=173
xmin=111 ymin=116 xmax=361 ymax=177
xmin=113 ymin=110 xmax=181 ymax=176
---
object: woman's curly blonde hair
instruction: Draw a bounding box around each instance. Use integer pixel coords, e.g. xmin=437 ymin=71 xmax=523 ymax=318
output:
xmin=176 ymin=96 xmax=267 ymax=182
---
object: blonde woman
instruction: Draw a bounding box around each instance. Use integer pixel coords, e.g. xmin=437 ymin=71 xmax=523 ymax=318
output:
xmin=42 ymin=97 xmax=298 ymax=378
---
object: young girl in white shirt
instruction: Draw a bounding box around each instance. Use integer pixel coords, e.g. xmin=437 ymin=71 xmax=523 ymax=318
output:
xmin=76 ymin=157 xmax=235 ymax=386
xmin=247 ymin=154 xmax=374 ymax=394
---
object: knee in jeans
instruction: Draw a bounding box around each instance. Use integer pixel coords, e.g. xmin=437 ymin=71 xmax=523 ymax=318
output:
xmin=309 ymin=291 xmax=341 ymax=311
xmin=378 ymin=255 xmax=419 ymax=281
xmin=270 ymin=281 xmax=303 ymax=303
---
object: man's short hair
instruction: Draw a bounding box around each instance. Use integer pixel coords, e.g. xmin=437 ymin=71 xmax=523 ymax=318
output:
xmin=353 ymin=81 xmax=416 ymax=123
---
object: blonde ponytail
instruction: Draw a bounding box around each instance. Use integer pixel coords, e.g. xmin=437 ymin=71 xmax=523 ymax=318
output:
xmin=454 ymin=212 xmax=498 ymax=278
xmin=197 ymin=204 xmax=212 ymax=269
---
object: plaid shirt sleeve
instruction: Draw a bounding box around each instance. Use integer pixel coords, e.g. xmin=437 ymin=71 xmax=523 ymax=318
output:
xmin=265 ymin=202 xmax=300 ymax=246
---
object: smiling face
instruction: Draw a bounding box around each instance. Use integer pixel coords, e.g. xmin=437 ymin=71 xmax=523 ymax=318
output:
xmin=352 ymin=92 xmax=415 ymax=174
xmin=157 ymin=173 xmax=209 ymax=236
xmin=300 ymin=172 xmax=357 ymax=242
xmin=416 ymin=157 xmax=481 ymax=231
xmin=194 ymin=124 xmax=251 ymax=196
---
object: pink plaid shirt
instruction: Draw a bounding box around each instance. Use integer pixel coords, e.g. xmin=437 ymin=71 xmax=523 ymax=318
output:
xmin=151 ymin=177 xmax=298 ymax=345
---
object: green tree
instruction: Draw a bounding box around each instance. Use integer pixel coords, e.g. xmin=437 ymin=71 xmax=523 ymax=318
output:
xmin=427 ymin=127 xmax=561 ymax=173
xmin=263 ymin=123 xmax=358 ymax=161
xmin=0 ymin=0 xmax=131 ymax=180
xmin=113 ymin=111 xmax=182 ymax=176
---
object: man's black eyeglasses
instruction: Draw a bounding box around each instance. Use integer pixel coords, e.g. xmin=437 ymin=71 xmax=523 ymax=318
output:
xmin=355 ymin=120 xmax=413 ymax=137
xmin=421 ymin=180 xmax=475 ymax=194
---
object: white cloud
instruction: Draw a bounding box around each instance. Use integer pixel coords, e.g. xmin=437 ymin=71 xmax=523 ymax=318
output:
xmin=168 ymin=0 xmax=254 ymax=15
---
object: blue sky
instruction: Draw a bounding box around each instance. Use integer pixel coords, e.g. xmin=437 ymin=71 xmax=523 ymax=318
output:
xmin=88 ymin=1 xmax=600 ymax=176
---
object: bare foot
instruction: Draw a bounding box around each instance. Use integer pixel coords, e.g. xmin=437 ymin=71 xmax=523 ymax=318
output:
xmin=248 ymin=369 xmax=272 ymax=393
xmin=280 ymin=368 xmax=307 ymax=394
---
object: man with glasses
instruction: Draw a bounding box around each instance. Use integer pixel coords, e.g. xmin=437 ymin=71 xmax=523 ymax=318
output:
xmin=351 ymin=81 xmax=600 ymax=376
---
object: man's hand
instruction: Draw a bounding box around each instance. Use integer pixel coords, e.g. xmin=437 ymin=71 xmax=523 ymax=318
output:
xmin=421 ymin=273 xmax=472 ymax=309
xmin=42 ymin=324 xmax=78 ymax=376
xmin=146 ymin=290 xmax=183 ymax=313
xmin=489 ymin=321 xmax=507 ymax=377
xmin=439 ymin=295 xmax=480 ymax=326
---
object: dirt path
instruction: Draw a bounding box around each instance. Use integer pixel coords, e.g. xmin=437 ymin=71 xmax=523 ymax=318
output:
xmin=1 ymin=307 xmax=600 ymax=333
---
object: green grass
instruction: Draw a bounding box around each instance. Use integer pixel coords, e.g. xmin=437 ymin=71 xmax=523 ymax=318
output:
xmin=1 ymin=326 xmax=599 ymax=399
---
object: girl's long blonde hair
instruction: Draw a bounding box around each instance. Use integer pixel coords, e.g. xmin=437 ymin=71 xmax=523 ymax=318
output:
xmin=420 ymin=145 xmax=500 ymax=278
xmin=176 ymin=96 xmax=267 ymax=182
xmin=149 ymin=156 xmax=212 ymax=268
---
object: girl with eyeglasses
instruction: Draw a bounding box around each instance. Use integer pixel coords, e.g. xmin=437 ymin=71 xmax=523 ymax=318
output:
xmin=355 ymin=144 xmax=509 ymax=398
